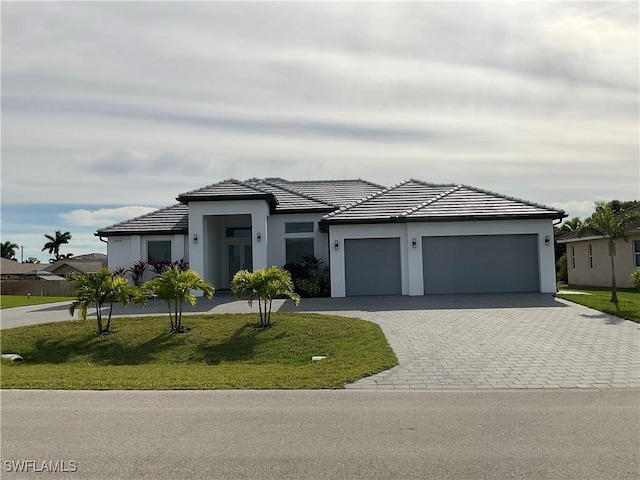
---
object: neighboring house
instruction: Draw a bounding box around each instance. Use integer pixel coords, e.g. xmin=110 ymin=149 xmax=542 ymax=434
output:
xmin=97 ymin=177 xmax=565 ymax=297
xmin=45 ymin=253 xmax=108 ymax=277
xmin=0 ymin=258 xmax=39 ymax=280
xmin=557 ymin=206 xmax=640 ymax=288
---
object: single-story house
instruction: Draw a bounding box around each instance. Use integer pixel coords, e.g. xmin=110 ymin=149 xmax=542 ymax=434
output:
xmin=557 ymin=206 xmax=640 ymax=288
xmin=0 ymin=258 xmax=40 ymax=281
xmin=45 ymin=253 xmax=108 ymax=277
xmin=97 ymin=177 xmax=566 ymax=297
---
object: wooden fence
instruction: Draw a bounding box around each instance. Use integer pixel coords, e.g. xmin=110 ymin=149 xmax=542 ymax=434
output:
xmin=1 ymin=280 xmax=75 ymax=297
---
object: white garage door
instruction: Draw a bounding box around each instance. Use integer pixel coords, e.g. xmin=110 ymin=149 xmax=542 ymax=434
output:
xmin=345 ymin=238 xmax=402 ymax=296
xmin=422 ymin=234 xmax=539 ymax=294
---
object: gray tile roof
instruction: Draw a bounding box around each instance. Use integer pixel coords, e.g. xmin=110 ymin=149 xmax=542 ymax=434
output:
xmin=177 ymin=179 xmax=277 ymax=206
xmin=321 ymin=180 xmax=565 ymax=225
xmin=97 ymin=177 xmax=565 ymax=236
xmin=266 ymin=178 xmax=384 ymax=207
xmin=97 ymin=204 xmax=188 ymax=236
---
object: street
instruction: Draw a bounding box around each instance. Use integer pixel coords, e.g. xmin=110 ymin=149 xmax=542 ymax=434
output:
xmin=1 ymin=389 xmax=638 ymax=479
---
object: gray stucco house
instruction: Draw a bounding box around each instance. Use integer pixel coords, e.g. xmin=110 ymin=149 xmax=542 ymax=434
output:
xmin=97 ymin=177 xmax=565 ymax=297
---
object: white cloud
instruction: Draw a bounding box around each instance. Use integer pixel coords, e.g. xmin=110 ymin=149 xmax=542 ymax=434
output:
xmin=60 ymin=206 xmax=158 ymax=227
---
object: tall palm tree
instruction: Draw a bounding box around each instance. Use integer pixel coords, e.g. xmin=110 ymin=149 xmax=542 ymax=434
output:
xmin=1 ymin=241 xmax=19 ymax=260
xmin=560 ymin=217 xmax=582 ymax=236
xmin=67 ymin=268 xmax=132 ymax=335
xmin=42 ymin=230 xmax=72 ymax=261
xmin=579 ymin=202 xmax=640 ymax=305
xmin=136 ymin=266 xmax=214 ymax=333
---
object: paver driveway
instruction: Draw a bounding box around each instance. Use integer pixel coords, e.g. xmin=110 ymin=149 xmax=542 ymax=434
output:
xmin=280 ymin=293 xmax=640 ymax=390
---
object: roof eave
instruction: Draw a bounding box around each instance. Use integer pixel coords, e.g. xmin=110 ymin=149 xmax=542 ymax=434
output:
xmin=176 ymin=194 xmax=277 ymax=208
xmin=96 ymin=229 xmax=188 ymax=237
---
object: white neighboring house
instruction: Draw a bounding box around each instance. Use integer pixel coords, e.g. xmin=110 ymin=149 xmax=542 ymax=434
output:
xmin=97 ymin=177 xmax=566 ymax=297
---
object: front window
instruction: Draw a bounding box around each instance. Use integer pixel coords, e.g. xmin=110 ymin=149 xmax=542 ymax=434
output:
xmin=226 ymin=227 xmax=251 ymax=238
xmin=285 ymin=238 xmax=314 ymax=264
xmin=588 ymin=244 xmax=593 ymax=269
xmin=571 ymin=246 xmax=575 ymax=269
xmin=148 ymin=240 xmax=171 ymax=263
xmin=634 ymin=240 xmax=640 ymax=267
xmin=285 ymin=222 xmax=314 ymax=234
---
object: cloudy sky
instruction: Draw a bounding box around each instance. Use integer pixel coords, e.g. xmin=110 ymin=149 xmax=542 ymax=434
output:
xmin=2 ymin=1 xmax=638 ymax=262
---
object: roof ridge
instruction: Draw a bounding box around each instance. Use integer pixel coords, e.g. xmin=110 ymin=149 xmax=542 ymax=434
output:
xmin=98 ymin=203 xmax=185 ymax=231
xmin=255 ymin=178 xmax=337 ymax=208
xmin=408 ymin=179 xmax=458 ymax=188
xmin=460 ymin=184 xmax=565 ymax=213
xmin=399 ymin=185 xmax=462 ymax=217
xmin=279 ymin=178 xmax=386 ymax=189
xmin=322 ymin=180 xmax=410 ymax=219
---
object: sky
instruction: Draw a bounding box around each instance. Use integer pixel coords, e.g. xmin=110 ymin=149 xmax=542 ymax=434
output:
xmin=1 ymin=1 xmax=638 ymax=262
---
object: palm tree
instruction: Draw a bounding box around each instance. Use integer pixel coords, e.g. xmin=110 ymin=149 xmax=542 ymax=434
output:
xmin=579 ymin=202 xmax=640 ymax=305
xmin=1 ymin=241 xmax=19 ymax=260
xmin=559 ymin=217 xmax=582 ymax=236
xmin=137 ymin=266 xmax=214 ymax=333
xmin=67 ymin=268 xmax=132 ymax=335
xmin=42 ymin=230 xmax=72 ymax=261
xmin=232 ymin=266 xmax=300 ymax=328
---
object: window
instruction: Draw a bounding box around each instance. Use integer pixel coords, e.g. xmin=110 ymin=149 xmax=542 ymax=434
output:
xmin=285 ymin=222 xmax=314 ymax=234
xmin=588 ymin=244 xmax=593 ymax=269
xmin=226 ymin=227 xmax=251 ymax=238
xmin=148 ymin=240 xmax=171 ymax=263
xmin=571 ymin=246 xmax=575 ymax=269
xmin=634 ymin=240 xmax=640 ymax=267
xmin=285 ymin=238 xmax=314 ymax=264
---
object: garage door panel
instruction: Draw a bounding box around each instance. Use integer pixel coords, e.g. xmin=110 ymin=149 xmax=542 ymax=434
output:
xmin=422 ymin=235 xmax=539 ymax=294
xmin=345 ymin=238 xmax=401 ymax=296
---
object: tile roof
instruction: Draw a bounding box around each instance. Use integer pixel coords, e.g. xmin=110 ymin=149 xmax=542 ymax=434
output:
xmin=266 ymin=178 xmax=384 ymax=207
xmin=97 ymin=204 xmax=188 ymax=236
xmin=177 ymin=179 xmax=277 ymax=206
xmin=321 ymin=180 xmax=565 ymax=225
xmin=97 ymin=177 xmax=565 ymax=236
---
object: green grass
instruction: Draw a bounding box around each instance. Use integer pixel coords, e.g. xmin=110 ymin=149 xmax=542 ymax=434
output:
xmin=556 ymin=285 xmax=640 ymax=323
xmin=0 ymin=313 xmax=398 ymax=389
xmin=0 ymin=295 xmax=73 ymax=309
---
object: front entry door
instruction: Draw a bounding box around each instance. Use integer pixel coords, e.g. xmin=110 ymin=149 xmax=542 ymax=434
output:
xmin=227 ymin=243 xmax=253 ymax=285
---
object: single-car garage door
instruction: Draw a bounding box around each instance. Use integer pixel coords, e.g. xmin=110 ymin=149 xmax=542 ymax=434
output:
xmin=422 ymin=234 xmax=539 ymax=294
xmin=345 ymin=238 xmax=402 ymax=296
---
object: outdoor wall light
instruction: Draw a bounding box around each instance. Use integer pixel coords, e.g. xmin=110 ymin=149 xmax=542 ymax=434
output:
xmin=411 ymin=238 xmax=417 ymax=249
xmin=257 ymin=232 xmax=262 ymax=242
xmin=334 ymin=240 xmax=339 ymax=250
xmin=193 ymin=234 xmax=198 ymax=244
xmin=544 ymin=235 xmax=550 ymax=246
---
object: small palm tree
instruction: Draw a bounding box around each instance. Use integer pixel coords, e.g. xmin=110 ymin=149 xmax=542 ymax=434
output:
xmin=579 ymin=202 xmax=640 ymax=306
xmin=232 ymin=266 xmax=300 ymax=328
xmin=1 ymin=241 xmax=19 ymax=260
xmin=67 ymin=268 xmax=132 ymax=335
xmin=42 ymin=230 xmax=72 ymax=261
xmin=137 ymin=266 xmax=214 ymax=333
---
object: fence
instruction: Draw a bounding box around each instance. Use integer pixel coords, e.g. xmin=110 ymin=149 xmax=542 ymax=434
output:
xmin=1 ymin=280 xmax=75 ymax=297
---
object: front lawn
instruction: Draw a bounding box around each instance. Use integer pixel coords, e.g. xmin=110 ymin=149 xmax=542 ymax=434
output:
xmin=556 ymin=286 xmax=640 ymax=323
xmin=0 ymin=295 xmax=73 ymax=309
xmin=0 ymin=313 xmax=398 ymax=389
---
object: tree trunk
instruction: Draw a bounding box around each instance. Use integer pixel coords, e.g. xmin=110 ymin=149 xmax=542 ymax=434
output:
xmin=95 ymin=305 xmax=103 ymax=335
xmin=258 ymin=299 xmax=264 ymax=327
xmin=105 ymin=302 xmax=113 ymax=332
xmin=610 ymin=242 xmax=618 ymax=307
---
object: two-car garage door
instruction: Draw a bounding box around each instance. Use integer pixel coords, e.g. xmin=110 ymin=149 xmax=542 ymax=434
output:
xmin=422 ymin=234 xmax=539 ymax=294
xmin=342 ymin=234 xmax=540 ymax=296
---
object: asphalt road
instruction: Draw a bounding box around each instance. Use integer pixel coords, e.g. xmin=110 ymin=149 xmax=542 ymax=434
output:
xmin=1 ymin=389 xmax=638 ymax=480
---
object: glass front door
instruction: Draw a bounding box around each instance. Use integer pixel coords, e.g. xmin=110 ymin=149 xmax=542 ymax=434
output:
xmin=227 ymin=243 xmax=253 ymax=285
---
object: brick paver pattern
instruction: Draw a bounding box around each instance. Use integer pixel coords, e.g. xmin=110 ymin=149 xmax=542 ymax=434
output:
xmin=317 ymin=294 xmax=639 ymax=390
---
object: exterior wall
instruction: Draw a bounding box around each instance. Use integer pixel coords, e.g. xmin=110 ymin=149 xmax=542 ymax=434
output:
xmin=107 ymin=234 xmax=188 ymax=282
xmin=329 ymin=218 xmax=557 ymax=297
xmin=266 ymin=213 xmax=329 ymax=268
xmin=188 ymin=200 xmax=270 ymax=289
xmin=565 ymin=234 xmax=639 ymax=288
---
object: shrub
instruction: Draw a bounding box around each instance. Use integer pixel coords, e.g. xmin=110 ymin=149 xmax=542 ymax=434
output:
xmin=283 ymin=255 xmax=330 ymax=298
xmin=556 ymin=253 xmax=567 ymax=283
xmin=632 ymin=270 xmax=640 ymax=291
